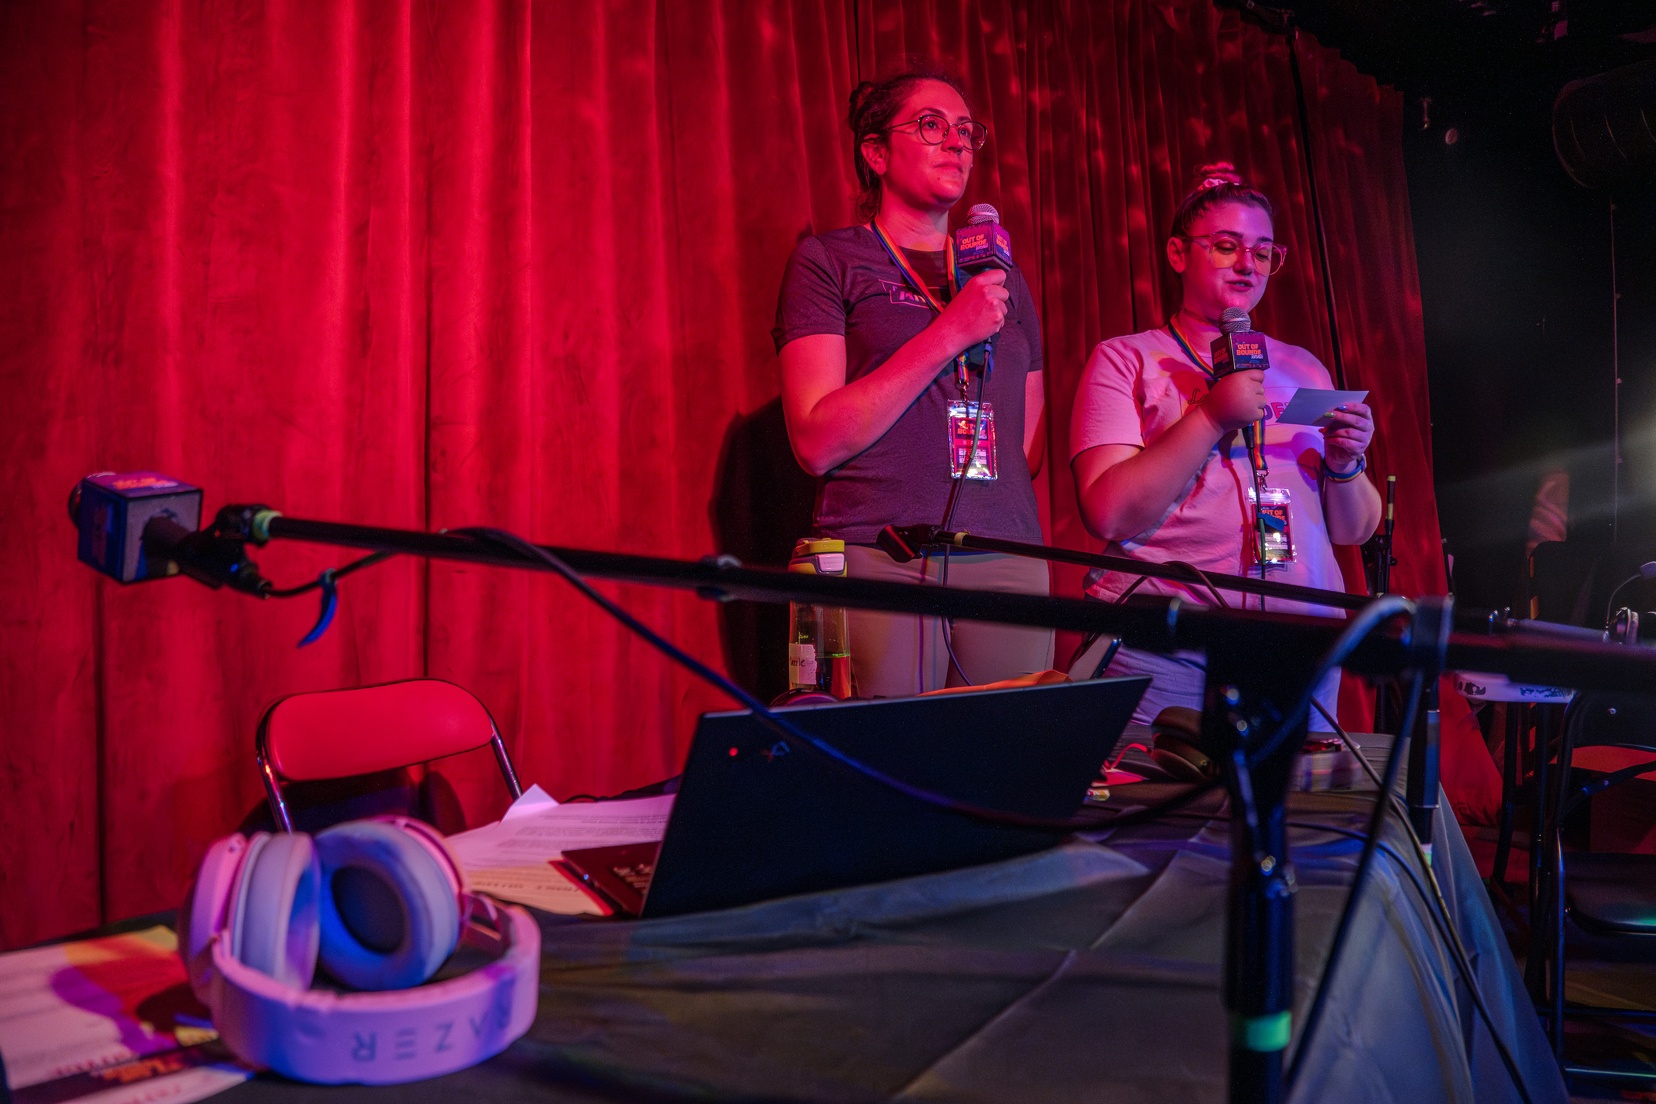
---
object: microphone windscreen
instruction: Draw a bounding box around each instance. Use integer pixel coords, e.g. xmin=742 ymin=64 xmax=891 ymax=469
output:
xmin=954 ymin=207 xmax=1012 ymax=271
xmin=1219 ymin=307 xmax=1251 ymax=334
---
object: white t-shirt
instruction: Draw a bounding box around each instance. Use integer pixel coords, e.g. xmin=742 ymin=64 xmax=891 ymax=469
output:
xmin=1069 ymin=325 xmax=1349 ymax=620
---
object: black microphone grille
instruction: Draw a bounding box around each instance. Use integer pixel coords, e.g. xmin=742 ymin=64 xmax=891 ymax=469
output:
xmin=1219 ymin=307 xmax=1251 ymax=334
xmin=967 ymin=203 xmax=1000 ymax=225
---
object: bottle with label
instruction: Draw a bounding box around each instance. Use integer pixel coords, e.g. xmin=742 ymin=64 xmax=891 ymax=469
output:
xmin=782 ymin=538 xmax=856 ymax=701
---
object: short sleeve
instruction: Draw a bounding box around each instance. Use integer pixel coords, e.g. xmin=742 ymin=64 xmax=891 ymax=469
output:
xmin=1070 ymin=341 xmax=1146 ymax=459
xmin=772 ymin=237 xmax=847 ymax=353
xmin=1014 ymin=270 xmax=1043 ymax=375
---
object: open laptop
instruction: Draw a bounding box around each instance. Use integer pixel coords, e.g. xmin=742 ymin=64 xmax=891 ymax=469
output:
xmin=557 ymin=676 xmax=1148 ymax=918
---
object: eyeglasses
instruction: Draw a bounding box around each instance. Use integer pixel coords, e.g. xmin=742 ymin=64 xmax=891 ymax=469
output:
xmin=886 ymin=113 xmax=989 ymax=151
xmin=1183 ymin=234 xmax=1288 ymax=276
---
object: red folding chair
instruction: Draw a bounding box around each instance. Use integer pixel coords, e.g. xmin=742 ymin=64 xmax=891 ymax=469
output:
xmin=256 ymin=678 xmax=523 ymax=832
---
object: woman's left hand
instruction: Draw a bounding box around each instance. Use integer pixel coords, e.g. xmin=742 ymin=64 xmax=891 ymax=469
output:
xmin=1321 ymin=402 xmax=1374 ymax=471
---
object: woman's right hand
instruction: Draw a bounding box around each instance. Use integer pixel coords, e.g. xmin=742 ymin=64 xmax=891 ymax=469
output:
xmin=1199 ymin=369 xmax=1268 ymax=434
xmin=935 ymin=269 xmax=1010 ymax=355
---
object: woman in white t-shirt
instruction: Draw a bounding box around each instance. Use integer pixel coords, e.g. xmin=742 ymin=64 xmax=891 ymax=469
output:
xmin=1068 ymin=163 xmax=1381 ymax=725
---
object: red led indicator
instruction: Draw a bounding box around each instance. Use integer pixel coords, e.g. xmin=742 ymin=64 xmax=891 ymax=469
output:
xmin=728 ymin=747 xmax=739 ymax=757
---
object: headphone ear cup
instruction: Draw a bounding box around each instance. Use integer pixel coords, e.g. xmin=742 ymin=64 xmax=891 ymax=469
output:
xmin=228 ymin=832 xmax=322 ymax=989
xmin=179 ymin=833 xmax=252 ymax=1001
xmin=1150 ymin=706 xmax=1221 ymax=783
xmin=1150 ymin=735 xmax=1219 ymax=782
xmin=314 ymin=820 xmax=461 ymax=991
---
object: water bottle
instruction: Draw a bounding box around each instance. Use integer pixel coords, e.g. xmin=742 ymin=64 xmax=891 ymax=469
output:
xmin=784 ymin=538 xmax=855 ymax=700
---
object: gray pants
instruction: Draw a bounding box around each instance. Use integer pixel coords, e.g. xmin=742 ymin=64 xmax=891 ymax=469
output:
xmin=843 ymin=545 xmax=1055 ymax=699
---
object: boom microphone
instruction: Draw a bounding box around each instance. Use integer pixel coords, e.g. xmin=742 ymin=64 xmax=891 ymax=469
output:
xmin=954 ymin=204 xmax=1012 ymax=368
xmin=70 ymin=471 xmax=270 ymax=594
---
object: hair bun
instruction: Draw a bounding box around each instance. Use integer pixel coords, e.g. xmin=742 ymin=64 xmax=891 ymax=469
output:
xmin=1192 ymin=161 xmax=1245 ymax=194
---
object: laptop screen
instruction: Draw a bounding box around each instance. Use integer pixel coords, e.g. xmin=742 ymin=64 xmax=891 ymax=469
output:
xmin=641 ymin=677 xmax=1149 ymax=918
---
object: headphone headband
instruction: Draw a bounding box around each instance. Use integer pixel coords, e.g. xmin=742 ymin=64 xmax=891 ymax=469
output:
xmin=182 ymin=820 xmax=539 ymax=1084
xmin=201 ymin=905 xmax=539 ymax=1083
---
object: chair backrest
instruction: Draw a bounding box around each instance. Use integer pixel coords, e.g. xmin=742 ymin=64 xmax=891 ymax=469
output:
xmin=257 ymin=679 xmax=522 ymax=831
xmin=1564 ymin=692 xmax=1656 ymax=755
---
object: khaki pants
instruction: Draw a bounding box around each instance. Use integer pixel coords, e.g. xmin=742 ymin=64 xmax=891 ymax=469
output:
xmin=842 ymin=545 xmax=1054 ymax=699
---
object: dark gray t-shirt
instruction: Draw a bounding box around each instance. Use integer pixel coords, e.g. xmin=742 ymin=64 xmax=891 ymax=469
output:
xmin=772 ymin=225 xmax=1044 ymax=545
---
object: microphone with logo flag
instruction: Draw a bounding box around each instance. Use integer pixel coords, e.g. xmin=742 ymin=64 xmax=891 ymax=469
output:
xmin=1211 ymin=307 xmax=1270 ymax=457
xmin=953 ymin=204 xmax=1012 ymax=367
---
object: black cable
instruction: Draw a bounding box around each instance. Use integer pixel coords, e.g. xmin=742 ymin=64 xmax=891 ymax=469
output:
xmin=454 ymin=525 xmax=1193 ymax=833
xmin=1170 ymin=560 xmax=1230 ymax=609
xmin=1250 ymin=594 xmax=1415 ymax=766
xmin=1299 ymin=699 xmax=1536 ymax=1103
xmin=1286 ymin=670 xmax=1424 ymax=1091
xmin=1601 ymin=566 xmax=1654 ymax=632
xmin=936 ymin=355 xmax=993 ymax=687
xmin=1113 ymin=764 xmax=1540 ymax=1099
xmin=263 ymin=550 xmax=394 ymax=598
xmin=938 ymin=347 xmax=991 ymax=534
xmin=1312 ymin=828 xmax=1536 ymax=1104
xmin=1148 ymin=806 xmax=1537 ymax=1104
xmin=1115 ymin=575 xmax=1150 ymax=604
xmin=931 ymin=550 xmax=974 ymax=687
xmin=1065 ymin=576 xmax=1155 ymax=673
xmin=438 ymin=529 xmax=1412 ymax=839
xmin=1247 ymin=448 xmax=1268 ymax=613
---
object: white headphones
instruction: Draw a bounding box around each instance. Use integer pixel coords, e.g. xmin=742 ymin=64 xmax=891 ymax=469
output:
xmin=179 ymin=816 xmax=539 ymax=1084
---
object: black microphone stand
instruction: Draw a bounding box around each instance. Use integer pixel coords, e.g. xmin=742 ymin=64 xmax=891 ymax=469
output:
xmin=878 ymin=523 xmax=1371 ymax=611
xmin=181 ymin=503 xmax=1643 ymax=1104
xmin=1368 ymin=476 xmax=1399 ymax=733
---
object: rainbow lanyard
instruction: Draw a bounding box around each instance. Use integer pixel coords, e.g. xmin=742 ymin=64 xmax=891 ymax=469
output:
xmin=1167 ymin=315 xmax=1267 ymax=476
xmin=870 ymin=219 xmax=971 ymax=392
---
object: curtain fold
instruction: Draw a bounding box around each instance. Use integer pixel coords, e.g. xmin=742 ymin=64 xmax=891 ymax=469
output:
xmin=0 ymin=0 xmax=1490 ymax=948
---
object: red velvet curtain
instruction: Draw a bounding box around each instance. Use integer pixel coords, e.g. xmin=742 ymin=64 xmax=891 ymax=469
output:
xmin=0 ymin=0 xmax=1493 ymax=949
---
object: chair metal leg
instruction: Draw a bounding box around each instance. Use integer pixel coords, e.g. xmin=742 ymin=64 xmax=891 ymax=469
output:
xmin=1492 ymin=703 xmax=1520 ymax=885
xmin=1551 ymin=826 xmax=1567 ymax=1059
xmin=1530 ymin=706 xmax=1550 ymax=918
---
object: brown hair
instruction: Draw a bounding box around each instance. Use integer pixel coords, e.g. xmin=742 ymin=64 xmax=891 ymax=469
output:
xmin=1169 ymin=162 xmax=1274 ymax=239
xmin=848 ymin=62 xmax=971 ymax=221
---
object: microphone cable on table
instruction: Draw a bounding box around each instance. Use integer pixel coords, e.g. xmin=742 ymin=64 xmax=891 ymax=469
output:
xmin=1284 ymin=671 xmax=1539 ymax=1104
xmin=443 ymin=526 xmax=1411 ymax=837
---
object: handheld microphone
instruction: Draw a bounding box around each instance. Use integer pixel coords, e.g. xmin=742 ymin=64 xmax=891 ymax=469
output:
xmin=70 ymin=471 xmax=271 ymax=595
xmin=953 ymin=204 xmax=1012 ymax=367
xmin=1210 ymin=308 xmax=1270 ymax=456
xmin=953 ymin=204 xmax=1012 ymax=272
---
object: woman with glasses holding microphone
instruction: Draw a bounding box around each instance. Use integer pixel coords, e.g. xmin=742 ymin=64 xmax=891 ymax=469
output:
xmin=1069 ymin=164 xmax=1381 ymax=726
xmin=772 ymin=63 xmax=1053 ymax=698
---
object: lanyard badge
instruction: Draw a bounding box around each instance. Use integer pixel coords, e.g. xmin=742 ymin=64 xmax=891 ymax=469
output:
xmin=947 ymin=400 xmax=998 ymax=481
xmin=1248 ymin=485 xmax=1296 ymax=565
xmin=873 ymin=219 xmax=996 ymax=480
xmin=871 ymin=219 xmax=973 ymax=394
